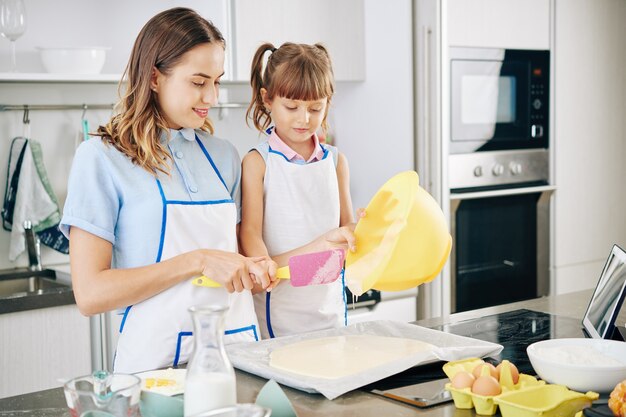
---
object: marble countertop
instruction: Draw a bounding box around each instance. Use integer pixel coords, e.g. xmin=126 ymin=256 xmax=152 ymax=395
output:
xmin=0 ymin=289 xmax=605 ymax=417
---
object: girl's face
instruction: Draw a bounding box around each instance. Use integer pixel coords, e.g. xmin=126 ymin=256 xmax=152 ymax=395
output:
xmin=263 ymin=93 xmax=328 ymax=147
xmin=151 ymin=42 xmax=225 ymax=130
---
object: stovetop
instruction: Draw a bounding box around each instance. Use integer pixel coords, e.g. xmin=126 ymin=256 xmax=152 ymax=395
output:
xmin=364 ymin=308 xmax=585 ymax=391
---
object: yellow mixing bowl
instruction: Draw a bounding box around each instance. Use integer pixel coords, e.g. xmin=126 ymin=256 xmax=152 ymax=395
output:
xmin=344 ymin=171 xmax=452 ymax=295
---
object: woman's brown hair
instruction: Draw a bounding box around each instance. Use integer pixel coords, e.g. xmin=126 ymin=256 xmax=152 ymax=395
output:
xmin=97 ymin=7 xmax=224 ymax=175
xmin=246 ymin=42 xmax=335 ymax=136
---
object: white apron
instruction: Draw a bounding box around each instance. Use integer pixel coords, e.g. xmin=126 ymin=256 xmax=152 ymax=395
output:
xmin=114 ymin=137 xmax=259 ymax=374
xmin=253 ymin=145 xmax=346 ymax=339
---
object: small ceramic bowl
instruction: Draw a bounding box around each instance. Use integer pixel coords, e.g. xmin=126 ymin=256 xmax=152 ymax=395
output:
xmin=136 ymin=368 xmax=186 ymax=417
xmin=140 ymin=391 xmax=183 ymax=417
xmin=37 ymin=47 xmax=110 ymax=74
xmin=188 ymin=404 xmax=271 ymax=417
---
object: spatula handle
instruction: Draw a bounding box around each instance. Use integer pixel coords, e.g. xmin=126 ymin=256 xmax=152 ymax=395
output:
xmin=192 ymin=276 xmax=221 ymax=287
xmin=192 ymin=265 xmax=290 ymax=288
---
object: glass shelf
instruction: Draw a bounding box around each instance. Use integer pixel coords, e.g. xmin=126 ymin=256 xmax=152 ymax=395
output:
xmin=0 ymin=73 xmax=249 ymax=84
xmin=0 ymin=72 xmax=123 ymax=83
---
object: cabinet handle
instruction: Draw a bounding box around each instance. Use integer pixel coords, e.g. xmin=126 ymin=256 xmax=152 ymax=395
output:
xmin=422 ymin=25 xmax=432 ymax=194
xmin=450 ymin=185 xmax=556 ymax=201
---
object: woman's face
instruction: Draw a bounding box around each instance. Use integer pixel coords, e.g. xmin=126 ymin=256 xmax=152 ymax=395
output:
xmin=152 ymin=42 xmax=225 ymax=130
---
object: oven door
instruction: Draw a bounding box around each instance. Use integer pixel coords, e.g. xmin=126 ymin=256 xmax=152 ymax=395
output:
xmin=450 ymin=185 xmax=555 ymax=313
xmin=450 ymin=48 xmax=549 ymax=153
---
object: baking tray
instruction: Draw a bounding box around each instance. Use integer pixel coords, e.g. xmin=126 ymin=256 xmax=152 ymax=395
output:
xmin=226 ymin=320 xmax=503 ymax=400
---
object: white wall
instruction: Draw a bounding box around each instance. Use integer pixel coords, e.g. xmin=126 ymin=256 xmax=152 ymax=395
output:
xmin=332 ymin=0 xmax=415 ymax=210
xmin=0 ymin=0 xmax=414 ymax=270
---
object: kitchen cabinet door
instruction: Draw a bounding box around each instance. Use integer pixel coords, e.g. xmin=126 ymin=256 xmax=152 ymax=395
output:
xmin=552 ymin=0 xmax=626 ymax=294
xmin=446 ymin=0 xmax=550 ymax=49
xmin=232 ymin=0 xmax=365 ymax=81
xmin=0 ymin=304 xmax=91 ymax=398
xmin=7 ymin=0 xmax=232 ymax=75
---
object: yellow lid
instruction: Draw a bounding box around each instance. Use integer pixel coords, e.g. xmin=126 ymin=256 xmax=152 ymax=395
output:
xmin=345 ymin=171 xmax=452 ymax=295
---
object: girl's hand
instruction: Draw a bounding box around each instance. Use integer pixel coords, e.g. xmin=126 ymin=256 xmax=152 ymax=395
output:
xmin=253 ymin=256 xmax=280 ymax=291
xmin=197 ymin=250 xmax=272 ymax=293
xmin=320 ymin=208 xmax=365 ymax=253
xmin=322 ymin=225 xmax=357 ymax=253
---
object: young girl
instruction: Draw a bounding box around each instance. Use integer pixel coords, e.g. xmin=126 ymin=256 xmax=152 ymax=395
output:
xmin=240 ymin=42 xmax=357 ymax=339
xmin=60 ymin=8 xmax=272 ymax=374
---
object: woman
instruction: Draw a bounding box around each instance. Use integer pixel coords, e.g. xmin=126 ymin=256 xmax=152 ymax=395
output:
xmin=60 ymin=7 xmax=272 ymax=373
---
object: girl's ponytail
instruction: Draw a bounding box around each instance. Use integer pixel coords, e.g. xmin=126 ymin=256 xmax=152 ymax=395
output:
xmin=246 ymin=43 xmax=276 ymax=132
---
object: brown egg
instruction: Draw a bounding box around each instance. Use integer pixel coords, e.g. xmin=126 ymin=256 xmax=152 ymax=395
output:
xmin=472 ymin=375 xmax=502 ymax=396
xmin=472 ymin=362 xmax=499 ymax=379
xmin=496 ymin=361 xmax=520 ymax=384
xmin=451 ymin=371 xmax=475 ymax=389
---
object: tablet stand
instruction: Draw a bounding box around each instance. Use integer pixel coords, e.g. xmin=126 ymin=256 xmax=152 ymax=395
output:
xmin=610 ymin=324 xmax=626 ymax=342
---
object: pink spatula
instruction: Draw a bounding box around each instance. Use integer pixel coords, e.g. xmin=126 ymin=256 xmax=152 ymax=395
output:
xmin=192 ymin=248 xmax=346 ymax=288
xmin=286 ymin=248 xmax=346 ymax=287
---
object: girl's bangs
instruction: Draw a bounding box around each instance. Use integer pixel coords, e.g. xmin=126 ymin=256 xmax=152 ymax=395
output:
xmin=273 ymin=64 xmax=333 ymax=101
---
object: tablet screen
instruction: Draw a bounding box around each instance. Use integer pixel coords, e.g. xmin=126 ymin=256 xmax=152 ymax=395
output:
xmin=582 ymin=245 xmax=626 ymax=339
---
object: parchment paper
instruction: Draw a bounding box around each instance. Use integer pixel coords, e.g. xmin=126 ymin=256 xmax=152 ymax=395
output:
xmin=226 ymin=320 xmax=503 ymax=400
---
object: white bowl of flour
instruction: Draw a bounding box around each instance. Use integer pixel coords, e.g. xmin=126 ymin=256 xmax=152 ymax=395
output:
xmin=527 ymin=338 xmax=626 ymax=393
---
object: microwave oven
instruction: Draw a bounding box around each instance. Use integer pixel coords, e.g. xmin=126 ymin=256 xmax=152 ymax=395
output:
xmin=450 ymin=47 xmax=550 ymax=154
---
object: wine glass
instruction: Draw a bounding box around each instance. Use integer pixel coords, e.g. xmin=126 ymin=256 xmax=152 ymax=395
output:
xmin=0 ymin=0 xmax=27 ymax=72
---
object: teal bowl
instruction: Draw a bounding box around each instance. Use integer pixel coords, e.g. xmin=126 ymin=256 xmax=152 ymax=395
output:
xmin=140 ymin=390 xmax=184 ymax=417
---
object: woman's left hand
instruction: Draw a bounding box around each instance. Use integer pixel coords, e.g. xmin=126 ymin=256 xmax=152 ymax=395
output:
xmin=252 ymin=256 xmax=281 ymax=290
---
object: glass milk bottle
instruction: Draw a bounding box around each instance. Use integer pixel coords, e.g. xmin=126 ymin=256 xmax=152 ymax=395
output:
xmin=184 ymin=305 xmax=236 ymax=416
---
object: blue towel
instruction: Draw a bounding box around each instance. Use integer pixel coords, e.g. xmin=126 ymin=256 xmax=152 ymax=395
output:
xmin=2 ymin=137 xmax=69 ymax=260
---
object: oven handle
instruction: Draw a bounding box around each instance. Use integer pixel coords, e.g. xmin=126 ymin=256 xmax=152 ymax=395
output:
xmin=450 ymin=185 xmax=556 ymax=201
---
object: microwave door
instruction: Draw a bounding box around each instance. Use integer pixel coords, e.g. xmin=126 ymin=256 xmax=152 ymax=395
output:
xmin=452 ymin=60 xmax=502 ymax=142
xmin=451 ymin=60 xmax=529 ymax=146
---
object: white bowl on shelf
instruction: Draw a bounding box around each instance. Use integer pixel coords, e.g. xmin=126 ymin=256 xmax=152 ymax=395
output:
xmin=37 ymin=47 xmax=110 ymax=74
xmin=527 ymin=338 xmax=626 ymax=393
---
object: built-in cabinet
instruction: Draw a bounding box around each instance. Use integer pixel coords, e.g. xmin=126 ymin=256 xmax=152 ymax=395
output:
xmin=552 ymin=0 xmax=626 ymax=294
xmin=418 ymin=0 xmax=626 ymax=318
xmin=2 ymin=0 xmax=365 ymax=82
xmin=443 ymin=0 xmax=626 ymax=297
xmin=445 ymin=0 xmax=626 ymax=296
xmin=445 ymin=0 xmax=550 ymax=49
xmin=232 ymin=0 xmax=365 ymax=81
xmin=0 ymin=304 xmax=91 ymax=398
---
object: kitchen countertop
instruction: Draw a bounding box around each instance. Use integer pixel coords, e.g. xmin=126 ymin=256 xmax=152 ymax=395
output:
xmin=0 ymin=289 xmax=612 ymax=417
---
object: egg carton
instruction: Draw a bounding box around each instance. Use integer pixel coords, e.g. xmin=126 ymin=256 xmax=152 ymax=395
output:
xmin=443 ymin=358 xmax=599 ymax=417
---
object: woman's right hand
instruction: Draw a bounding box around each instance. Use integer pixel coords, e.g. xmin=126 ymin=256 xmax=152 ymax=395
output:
xmin=196 ymin=250 xmax=272 ymax=293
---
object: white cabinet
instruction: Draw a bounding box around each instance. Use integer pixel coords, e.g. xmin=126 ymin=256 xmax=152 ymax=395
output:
xmin=3 ymin=0 xmax=232 ymax=75
xmin=0 ymin=304 xmax=91 ymax=398
xmin=5 ymin=0 xmax=364 ymax=81
xmin=348 ymin=297 xmax=417 ymax=325
xmin=347 ymin=289 xmax=418 ymax=324
xmin=446 ymin=0 xmax=550 ymax=49
xmin=552 ymin=0 xmax=626 ymax=294
xmin=232 ymin=0 xmax=365 ymax=81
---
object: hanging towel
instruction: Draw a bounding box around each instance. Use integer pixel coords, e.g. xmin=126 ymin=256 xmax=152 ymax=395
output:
xmin=2 ymin=137 xmax=69 ymax=261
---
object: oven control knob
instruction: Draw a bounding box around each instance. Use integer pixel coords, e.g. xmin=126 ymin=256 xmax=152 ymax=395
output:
xmin=473 ymin=166 xmax=483 ymax=177
xmin=492 ymin=163 xmax=504 ymax=176
xmin=510 ymin=162 xmax=523 ymax=175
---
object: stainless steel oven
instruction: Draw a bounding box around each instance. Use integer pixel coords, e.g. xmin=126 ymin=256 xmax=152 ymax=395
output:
xmin=449 ymin=150 xmax=554 ymax=313
xmin=447 ymin=46 xmax=553 ymax=313
xmin=450 ymin=47 xmax=549 ymax=154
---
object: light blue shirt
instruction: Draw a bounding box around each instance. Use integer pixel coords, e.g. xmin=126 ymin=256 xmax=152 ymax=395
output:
xmin=60 ymin=128 xmax=241 ymax=269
